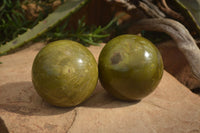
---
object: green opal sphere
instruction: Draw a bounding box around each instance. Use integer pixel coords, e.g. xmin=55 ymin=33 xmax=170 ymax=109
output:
xmin=32 ymin=40 xmax=98 ymax=107
xmin=98 ymin=35 xmax=163 ymax=101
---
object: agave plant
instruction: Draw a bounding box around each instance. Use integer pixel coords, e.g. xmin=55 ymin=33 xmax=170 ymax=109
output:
xmin=175 ymin=0 xmax=200 ymax=31
xmin=0 ymin=0 xmax=89 ymax=55
xmin=0 ymin=0 xmax=121 ymax=55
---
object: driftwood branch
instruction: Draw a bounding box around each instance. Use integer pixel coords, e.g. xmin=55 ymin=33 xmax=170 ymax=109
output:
xmin=130 ymin=18 xmax=200 ymax=80
xmin=107 ymin=0 xmax=165 ymax=18
xmin=139 ymin=0 xmax=165 ymax=18
xmin=109 ymin=0 xmax=200 ymax=81
xmin=156 ymin=0 xmax=184 ymax=21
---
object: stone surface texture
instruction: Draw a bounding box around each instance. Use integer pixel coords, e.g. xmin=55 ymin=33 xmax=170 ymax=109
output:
xmin=0 ymin=42 xmax=200 ymax=133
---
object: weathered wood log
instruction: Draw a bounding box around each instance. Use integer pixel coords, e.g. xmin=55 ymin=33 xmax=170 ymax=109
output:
xmin=107 ymin=0 xmax=200 ymax=89
xmin=157 ymin=40 xmax=200 ymax=90
xmin=130 ymin=18 xmax=200 ymax=80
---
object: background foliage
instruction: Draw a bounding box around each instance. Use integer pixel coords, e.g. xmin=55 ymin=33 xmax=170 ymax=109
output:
xmin=0 ymin=0 xmax=64 ymax=45
xmin=0 ymin=0 xmax=119 ymax=47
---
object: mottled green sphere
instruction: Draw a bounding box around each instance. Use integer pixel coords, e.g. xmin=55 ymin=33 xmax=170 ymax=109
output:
xmin=98 ymin=35 xmax=163 ymax=101
xmin=32 ymin=40 xmax=98 ymax=107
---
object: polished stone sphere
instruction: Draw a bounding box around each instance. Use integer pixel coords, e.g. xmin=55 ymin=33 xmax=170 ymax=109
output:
xmin=32 ymin=40 xmax=98 ymax=107
xmin=98 ymin=35 xmax=163 ymax=101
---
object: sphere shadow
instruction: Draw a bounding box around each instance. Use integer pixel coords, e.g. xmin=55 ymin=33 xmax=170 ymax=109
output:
xmin=0 ymin=81 xmax=74 ymax=116
xmin=0 ymin=117 xmax=9 ymax=133
xmin=0 ymin=81 xmax=141 ymax=116
xmin=80 ymin=82 xmax=141 ymax=108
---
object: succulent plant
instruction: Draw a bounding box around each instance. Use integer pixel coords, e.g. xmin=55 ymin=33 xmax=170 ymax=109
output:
xmin=175 ymin=0 xmax=200 ymax=33
xmin=0 ymin=0 xmax=89 ymax=55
